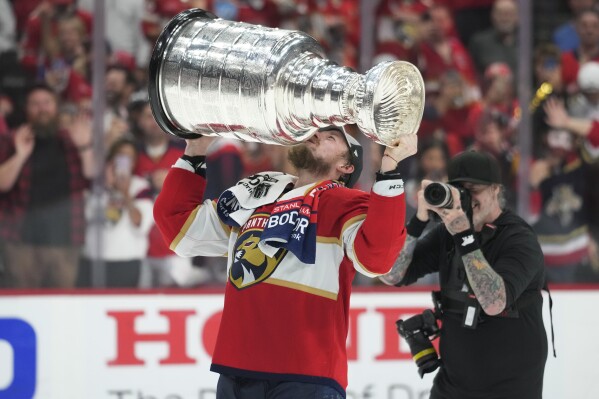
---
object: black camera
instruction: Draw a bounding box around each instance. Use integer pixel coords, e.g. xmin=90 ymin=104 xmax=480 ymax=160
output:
xmin=424 ymin=182 xmax=471 ymax=210
xmin=396 ymin=309 xmax=441 ymax=378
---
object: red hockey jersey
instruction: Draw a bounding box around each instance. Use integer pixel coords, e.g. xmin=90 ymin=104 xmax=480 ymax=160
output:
xmin=153 ymin=162 xmax=407 ymax=395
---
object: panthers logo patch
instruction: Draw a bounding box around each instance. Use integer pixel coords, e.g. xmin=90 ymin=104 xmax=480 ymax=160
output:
xmin=230 ymin=227 xmax=287 ymax=289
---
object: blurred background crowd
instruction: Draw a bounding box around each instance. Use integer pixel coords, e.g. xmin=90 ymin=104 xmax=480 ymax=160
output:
xmin=0 ymin=0 xmax=599 ymax=289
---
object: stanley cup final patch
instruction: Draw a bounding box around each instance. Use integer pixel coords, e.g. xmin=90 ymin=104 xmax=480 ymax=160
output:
xmin=239 ymin=173 xmax=280 ymax=199
xmin=229 ymin=172 xmax=297 ymax=209
xmin=216 ymin=172 xmax=299 ymax=227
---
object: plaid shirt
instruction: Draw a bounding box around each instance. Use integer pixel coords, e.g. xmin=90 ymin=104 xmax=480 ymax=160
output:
xmin=0 ymin=130 xmax=89 ymax=245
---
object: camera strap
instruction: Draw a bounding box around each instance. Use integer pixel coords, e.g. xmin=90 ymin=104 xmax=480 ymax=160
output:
xmin=543 ymin=280 xmax=557 ymax=358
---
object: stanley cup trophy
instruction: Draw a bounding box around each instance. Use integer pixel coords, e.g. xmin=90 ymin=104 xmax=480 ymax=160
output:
xmin=149 ymin=9 xmax=425 ymax=147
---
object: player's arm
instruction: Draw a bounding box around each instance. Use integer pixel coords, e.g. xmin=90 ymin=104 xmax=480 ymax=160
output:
xmin=380 ymin=179 xmax=432 ymax=285
xmin=153 ymin=137 xmax=231 ymax=257
xmin=345 ymin=136 xmax=418 ymax=276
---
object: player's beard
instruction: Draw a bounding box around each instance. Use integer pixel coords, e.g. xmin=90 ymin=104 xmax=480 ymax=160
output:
xmin=288 ymin=144 xmax=332 ymax=177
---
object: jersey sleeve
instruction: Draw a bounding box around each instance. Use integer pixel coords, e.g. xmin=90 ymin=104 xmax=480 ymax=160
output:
xmin=153 ymin=163 xmax=231 ymax=258
xmin=321 ymin=178 xmax=408 ymax=277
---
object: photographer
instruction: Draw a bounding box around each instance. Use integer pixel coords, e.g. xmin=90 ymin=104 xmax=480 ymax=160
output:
xmin=380 ymin=150 xmax=548 ymax=399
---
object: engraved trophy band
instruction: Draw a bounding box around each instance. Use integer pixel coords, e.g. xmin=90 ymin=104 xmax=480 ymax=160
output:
xmin=149 ymin=8 xmax=425 ymax=146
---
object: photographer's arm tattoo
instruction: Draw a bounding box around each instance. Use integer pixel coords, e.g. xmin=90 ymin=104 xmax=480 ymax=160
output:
xmin=462 ymin=249 xmax=507 ymax=315
xmin=379 ymin=235 xmax=418 ymax=285
xmin=446 ymin=214 xmax=470 ymax=235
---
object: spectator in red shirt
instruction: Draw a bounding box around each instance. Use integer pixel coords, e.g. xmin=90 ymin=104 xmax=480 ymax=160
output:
xmin=467 ymin=62 xmax=519 ymax=144
xmin=54 ymin=15 xmax=88 ymax=79
xmin=12 ymin=0 xmax=41 ymax=37
xmin=133 ymin=102 xmax=184 ymax=182
xmin=416 ymin=5 xmax=480 ymax=98
xmin=373 ymin=0 xmax=427 ymax=66
xmin=0 ymin=83 xmax=94 ymax=288
xmin=376 ymin=0 xmax=429 ymax=45
xmin=132 ymin=101 xmax=211 ymax=287
xmin=19 ymin=0 xmax=92 ymax=76
xmin=560 ymin=8 xmax=599 ymax=94
xmin=419 ymin=69 xmax=482 ymax=155
xmin=43 ymin=59 xmax=92 ymax=104
xmin=291 ymin=0 xmax=359 ymax=69
xmin=28 ymin=14 xmax=92 ymax=104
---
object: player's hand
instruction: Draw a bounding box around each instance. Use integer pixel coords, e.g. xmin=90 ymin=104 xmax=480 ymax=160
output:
xmin=380 ymin=135 xmax=418 ymax=173
xmin=184 ymin=135 xmax=215 ymax=156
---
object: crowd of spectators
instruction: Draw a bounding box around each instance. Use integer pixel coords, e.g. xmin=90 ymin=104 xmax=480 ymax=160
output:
xmin=0 ymin=0 xmax=598 ymax=289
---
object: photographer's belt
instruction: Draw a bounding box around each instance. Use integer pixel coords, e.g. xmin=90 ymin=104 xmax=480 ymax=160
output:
xmin=439 ymin=290 xmax=541 ymax=320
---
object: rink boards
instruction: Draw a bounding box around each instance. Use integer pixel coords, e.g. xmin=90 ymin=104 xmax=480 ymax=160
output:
xmin=0 ymin=287 xmax=597 ymax=399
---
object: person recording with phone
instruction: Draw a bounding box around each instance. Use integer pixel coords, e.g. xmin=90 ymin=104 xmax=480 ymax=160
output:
xmin=380 ymin=150 xmax=549 ymax=399
xmin=78 ymin=138 xmax=154 ymax=287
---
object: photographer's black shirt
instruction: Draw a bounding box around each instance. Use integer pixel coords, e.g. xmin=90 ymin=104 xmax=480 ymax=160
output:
xmin=398 ymin=210 xmax=548 ymax=399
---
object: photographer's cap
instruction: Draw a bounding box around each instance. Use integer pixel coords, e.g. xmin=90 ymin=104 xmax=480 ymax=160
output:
xmin=317 ymin=125 xmax=363 ymax=188
xmin=447 ymin=150 xmax=501 ymax=185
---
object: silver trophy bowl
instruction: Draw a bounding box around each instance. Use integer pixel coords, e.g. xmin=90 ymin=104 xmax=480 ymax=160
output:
xmin=149 ymin=9 xmax=425 ymax=146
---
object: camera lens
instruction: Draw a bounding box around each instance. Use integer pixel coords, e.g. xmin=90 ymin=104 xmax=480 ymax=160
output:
xmin=424 ymin=182 xmax=453 ymax=208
